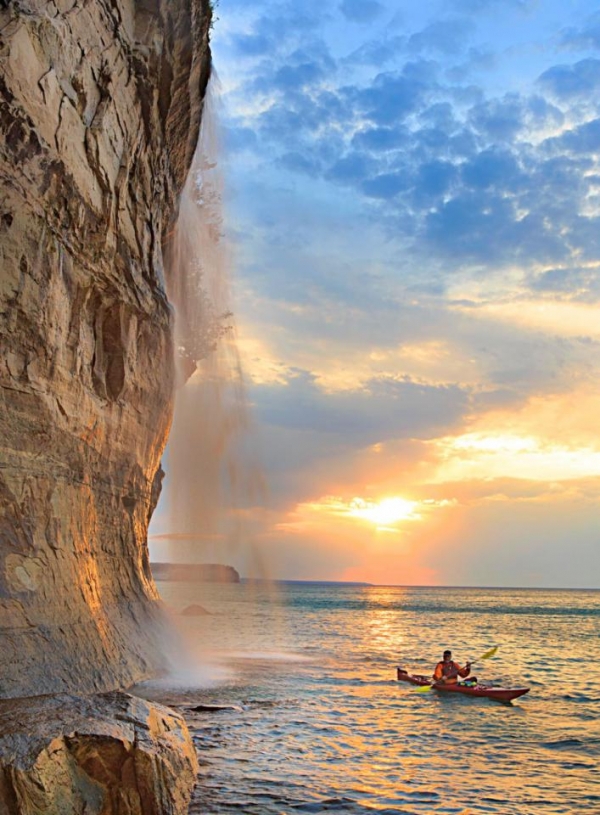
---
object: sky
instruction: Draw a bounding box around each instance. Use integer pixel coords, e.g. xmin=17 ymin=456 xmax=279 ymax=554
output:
xmin=153 ymin=0 xmax=600 ymax=588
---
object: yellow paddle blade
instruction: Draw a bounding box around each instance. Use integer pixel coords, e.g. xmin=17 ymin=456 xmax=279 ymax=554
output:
xmin=480 ymin=645 xmax=498 ymax=660
xmin=414 ymin=684 xmax=434 ymax=693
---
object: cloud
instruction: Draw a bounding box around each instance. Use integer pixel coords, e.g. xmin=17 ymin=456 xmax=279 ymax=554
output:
xmin=414 ymin=159 xmax=457 ymax=198
xmin=538 ymin=58 xmax=600 ymax=99
xmin=227 ymin=3 xmax=329 ymax=62
xmin=561 ymin=12 xmax=600 ymax=52
xmin=424 ymin=191 xmax=568 ymax=266
xmin=419 ymin=498 xmax=600 ymax=589
xmin=446 ymin=48 xmax=497 ymax=81
xmin=252 ymin=369 xmax=471 ymax=445
xmin=461 ymin=148 xmax=523 ymax=191
xmin=362 ymin=171 xmax=411 ymax=199
xmin=340 ymin=0 xmax=385 ymax=24
xmin=328 ymin=151 xmax=378 ymax=185
xmin=352 ymin=125 xmax=409 ymax=152
xmin=544 ymin=117 xmax=600 ymax=154
xmin=233 ymin=33 xmax=274 ymax=58
xmin=355 ymin=61 xmax=440 ymax=125
xmin=468 ymin=94 xmax=525 ymax=142
xmin=418 ymin=102 xmax=459 ymax=130
xmin=346 ymin=36 xmax=406 ymax=67
xmin=272 ymin=60 xmax=329 ymax=93
xmin=529 ymin=266 xmax=600 ymax=301
xmin=408 ymin=18 xmax=473 ymax=56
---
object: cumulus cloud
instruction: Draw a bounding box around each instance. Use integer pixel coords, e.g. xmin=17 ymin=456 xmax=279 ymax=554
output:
xmin=538 ymin=58 xmax=600 ymax=100
xmin=219 ymin=0 xmax=600 ymax=277
xmin=352 ymin=125 xmax=410 ymax=152
xmin=561 ymin=12 xmax=600 ymax=52
xmin=424 ymin=192 xmax=565 ymax=266
xmin=461 ymin=148 xmax=523 ymax=191
xmin=353 ymin=62 xmax=441 ymax=125
xmin=468 ymin=94 xmax=525 ymax=141
xmin=544 ymin=117 xmax=600 ymax=154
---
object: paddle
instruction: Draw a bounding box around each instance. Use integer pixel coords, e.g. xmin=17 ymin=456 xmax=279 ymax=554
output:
xmin=414 ymin=645 xmax=499 ymax=693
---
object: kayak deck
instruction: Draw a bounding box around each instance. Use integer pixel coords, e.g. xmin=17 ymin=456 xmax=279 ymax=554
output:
xmin=397 ymin=667 xmax=530 ymax=702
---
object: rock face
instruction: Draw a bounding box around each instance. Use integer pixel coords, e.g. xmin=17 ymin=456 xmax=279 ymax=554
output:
xmin=0 ymin=691 xmax=199 ymax=815
xmin=0 ymin=0 xmax=212 ymax=698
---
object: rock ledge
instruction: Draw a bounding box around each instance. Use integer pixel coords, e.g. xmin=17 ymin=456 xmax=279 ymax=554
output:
xmin=0 ymin=691 xmax=199 ymax=815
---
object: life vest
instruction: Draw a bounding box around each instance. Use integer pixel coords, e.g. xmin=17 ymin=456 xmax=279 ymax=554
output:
xmin=434 ymin=660 xmax=469 ymax=681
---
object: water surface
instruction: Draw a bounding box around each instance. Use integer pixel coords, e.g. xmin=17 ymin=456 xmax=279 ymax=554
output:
xmin=143 ymin=583 xmax=600 ymax=815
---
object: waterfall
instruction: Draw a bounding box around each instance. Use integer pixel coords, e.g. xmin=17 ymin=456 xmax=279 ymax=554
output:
xmin=158 ymin=75 xmax=267 ymax=582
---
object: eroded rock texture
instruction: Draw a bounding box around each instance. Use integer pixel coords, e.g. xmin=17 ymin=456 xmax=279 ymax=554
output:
xmin=0 ymin=0 xmax=212 ymax=698
xmin=0 ymin=692 xmax=199 ymax=815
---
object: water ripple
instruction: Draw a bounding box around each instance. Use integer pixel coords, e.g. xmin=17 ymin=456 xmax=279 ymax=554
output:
xmin=145 ymin=583 xmax=600 ymax=815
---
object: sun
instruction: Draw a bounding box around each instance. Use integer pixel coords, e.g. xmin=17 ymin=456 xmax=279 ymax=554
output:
xmin=348 ymin=497 xmax=421 ymax=527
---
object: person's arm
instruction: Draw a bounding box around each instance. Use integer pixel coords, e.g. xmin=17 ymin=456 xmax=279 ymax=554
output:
xmin=456 ymin=661 xmax=471 ymax=678
xmin=433 ymin=662 xmax=444 ymax=682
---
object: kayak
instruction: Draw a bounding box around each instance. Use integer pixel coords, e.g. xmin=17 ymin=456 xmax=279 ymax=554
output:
xmin=397 ymin=667 xmax=530 ymax=702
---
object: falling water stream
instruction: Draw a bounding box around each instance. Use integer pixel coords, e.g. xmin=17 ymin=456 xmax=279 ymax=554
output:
xmin=143 ymin=77 xmax=274 ymax=686
xmin=158 ymin=76 xmax=266 ymax=575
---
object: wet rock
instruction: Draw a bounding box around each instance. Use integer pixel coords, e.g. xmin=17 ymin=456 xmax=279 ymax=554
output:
xmin=187 ymin=703 xmax=243 ymax=713
xmin=180 ymin=603 xmax=211 ymax=616
xmin=0 ymin=692 xmax=199 ymax=815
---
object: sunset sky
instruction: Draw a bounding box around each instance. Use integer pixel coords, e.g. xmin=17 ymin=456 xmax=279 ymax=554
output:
xmin=153 ymin=0 xmax=600 ymax=588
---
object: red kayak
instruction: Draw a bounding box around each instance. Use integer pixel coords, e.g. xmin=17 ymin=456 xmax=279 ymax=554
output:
xmin=397 ymin=667 xmax=530 ymax=702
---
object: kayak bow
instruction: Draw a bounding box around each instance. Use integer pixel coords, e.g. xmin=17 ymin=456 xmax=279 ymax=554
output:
xmin=397 ymin=667 xmax=530 ymax=702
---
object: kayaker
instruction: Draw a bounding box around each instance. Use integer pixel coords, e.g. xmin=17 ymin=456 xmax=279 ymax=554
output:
xmin=433 ymin=650 xmax=473 ymax=684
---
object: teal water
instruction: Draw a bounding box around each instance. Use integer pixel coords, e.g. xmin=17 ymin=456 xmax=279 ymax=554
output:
xmin=143 ymin=583 xmax=600 ymax=815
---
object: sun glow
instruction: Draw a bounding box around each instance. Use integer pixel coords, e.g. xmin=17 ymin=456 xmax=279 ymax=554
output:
xmin=347 ymin=497 xmax=421 ymax=527
xmin=288 ymin=495 xmax=431 ymax=532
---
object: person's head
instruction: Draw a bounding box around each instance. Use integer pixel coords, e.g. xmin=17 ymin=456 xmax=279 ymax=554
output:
xmin=443 ymin=650 xmax=452 ymax=661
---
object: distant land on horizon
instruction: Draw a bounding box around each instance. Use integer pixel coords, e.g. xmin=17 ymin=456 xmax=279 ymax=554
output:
xmin=149 ymin=565 xmax=598 ymax=591
xmin=151 ymin=562 xmax=240 ymax=583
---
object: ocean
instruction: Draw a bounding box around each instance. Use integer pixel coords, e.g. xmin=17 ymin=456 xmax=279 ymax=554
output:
xmin=142 ymin=582 xmax=600 ymax=815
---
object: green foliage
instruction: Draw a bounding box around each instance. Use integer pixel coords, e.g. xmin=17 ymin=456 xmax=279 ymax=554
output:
xmin=208 ymin=0 xmax=219 ymax=30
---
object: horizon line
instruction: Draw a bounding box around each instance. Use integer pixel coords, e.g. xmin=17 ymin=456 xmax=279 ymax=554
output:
xmin=150 ymin=567 xmax=599 ymax=592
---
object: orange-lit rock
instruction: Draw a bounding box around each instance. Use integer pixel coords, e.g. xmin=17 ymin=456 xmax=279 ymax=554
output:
xmin=0 ymin=0 xmax=211 ymax=697
xmin=0 ymin=692 xmax=199 ymax=815
xmin=0 ymin=0 xmax=212 ymax=810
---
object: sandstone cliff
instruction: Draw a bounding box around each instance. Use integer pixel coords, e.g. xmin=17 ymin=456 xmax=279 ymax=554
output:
xmin=0 ymin=0 xmax=211 ymax=699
